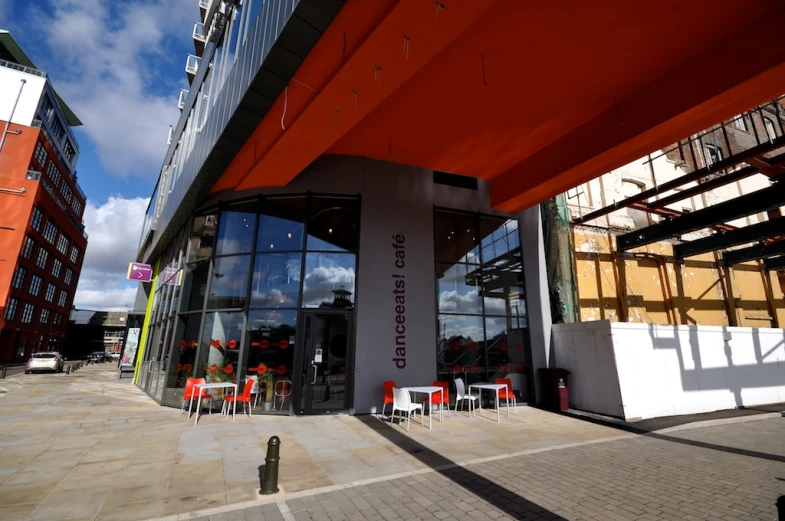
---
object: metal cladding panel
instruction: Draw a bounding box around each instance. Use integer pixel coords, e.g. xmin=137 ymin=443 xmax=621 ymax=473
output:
xmin=141 ymin=0 xmax=348 ymax=263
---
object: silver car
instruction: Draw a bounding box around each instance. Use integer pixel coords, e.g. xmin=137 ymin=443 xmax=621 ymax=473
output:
xmin=25 ymin=352 xmax=64 ymax=374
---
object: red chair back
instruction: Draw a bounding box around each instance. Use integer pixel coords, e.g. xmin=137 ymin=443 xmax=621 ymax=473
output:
xmin=495 ymin=378 xmax=514 ymax=396
xmin=241 ymin=379 xmax=255 ymax=399
xmin=432 ymin=380 xmax=449 ymax=404
xmin=383 ymin=380 xmax=396 ymax=405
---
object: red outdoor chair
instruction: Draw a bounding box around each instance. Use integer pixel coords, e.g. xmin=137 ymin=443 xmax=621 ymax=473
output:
xmin=495 ymin=377 xmax=518 ymax=414
xmin=423 ymin=380 xmax=451 ymax=417
xmin=381 ymin=380 xmax=396 ymax=418
xmin=182 ymin=377 xmax=213 ymax=416
xmin=223 ymin=379 xmax=255 ymax=419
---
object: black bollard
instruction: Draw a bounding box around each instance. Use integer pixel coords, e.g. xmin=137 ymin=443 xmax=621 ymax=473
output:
xmin=259 ymin=436 xmax=280 ymax=495
xmin=66 ymin=365 xmax=71 ymax=375
xmin=777 ymin=495 xmax=785 ymax=521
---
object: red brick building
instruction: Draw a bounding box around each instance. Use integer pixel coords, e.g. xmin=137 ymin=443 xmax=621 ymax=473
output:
xmin=0 ymin=30 xmax=87 ymax=363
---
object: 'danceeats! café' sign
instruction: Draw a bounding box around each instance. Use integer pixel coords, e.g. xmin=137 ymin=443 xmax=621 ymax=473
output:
xmin=392 ymin=234 xmax=407 ymax=369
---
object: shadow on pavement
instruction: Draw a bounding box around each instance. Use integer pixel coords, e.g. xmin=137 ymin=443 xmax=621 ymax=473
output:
xmin=356 ymin=414 xmax=567 ymax=521
xmin=558 ymin=409 xmax=785 ymax=464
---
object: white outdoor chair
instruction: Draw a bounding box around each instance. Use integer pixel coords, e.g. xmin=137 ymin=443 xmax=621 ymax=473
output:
xmin=275 ymin=379 xmax=292 ymax=410
xmin=246 ymin=375 xmax=260 ymax=408
xmin=392 ymin=388 xmax=424 ymax=431
xmin=454 ymin=377 xmax=477 ymax=416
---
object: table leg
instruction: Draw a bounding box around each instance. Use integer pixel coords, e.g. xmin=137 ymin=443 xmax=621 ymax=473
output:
xmin=188 ymin=393 xmax=194 ymax=418
xmin=233 ymin=386 xmax=237 ymax=421
xmin=440 ymin=389 xmax=444 ymax=422
xmin=428 ymin=391 xmax=433 ymax=429
xmin=195 ymin=394 xmax=202 ymax=426
xmin=477 ymin=388 xmax=482 ymax=413
xmin=496 ymin=391 xmax=500 ymax=423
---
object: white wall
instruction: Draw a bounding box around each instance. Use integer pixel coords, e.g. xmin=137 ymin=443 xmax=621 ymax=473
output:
xmin=0 ymin=68 xmax=45 ymax=126
xmin=552 ymin=321 xmax=624 ymax=417
xmin=553 ymin=321 xmax=785 ymax=420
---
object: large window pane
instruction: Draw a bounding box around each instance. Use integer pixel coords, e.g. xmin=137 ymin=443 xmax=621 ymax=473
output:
xmin=436 ymin=263 xmax=482 ymax=314
xmin=435 ymin=211 xmax=479 ymax=264
xmin=161 ymin=313 xmax=202 ymax=407
xmin=215 ymin=211 xmax=255 ymax=256
xmin=184 ymin=261 xmax=209 ymax=311
xmin=197 ymin=311 xmax=243 ymax=392
xmin=479 ymin=217 xmax=520 ymax=264
xmin=306 ymin=197 xmax=360 ymax=252
xmin=250 ymin=253 xmax=301 ymax=308
xmin=243 ymin=310 xmax=297 ymax=413
xmin=485 ymin=317 xmax=529 ymax=394
xmin=207 ymin=255 xmax=251 ymax=309
xmin=436 ymin=314 xmax=484 ymax=385
xmin=258 ymin=198 xmax=305 ymax=252
xmin=482 ymin=272 xmax=526 ymax=320
xmin=302 ymin=253 xmax=356 ymax=308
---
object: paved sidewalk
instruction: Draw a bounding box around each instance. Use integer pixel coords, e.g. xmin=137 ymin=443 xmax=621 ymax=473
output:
xmin=0 ymin=366 xmax=624 ymax=521
xmin=164 ymin=417 xmax=785 ymax=521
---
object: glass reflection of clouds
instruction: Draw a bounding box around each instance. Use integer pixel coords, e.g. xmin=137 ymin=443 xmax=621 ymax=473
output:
xmin=302 ymin=253 xmax=356 ymax=308
xmin=251 ymin=253 xmax=301 ymax=308
xmin=208 ymin=255 xmax=250 ymax=309
xmin=437 ymin=263 xmax=481 ymax=314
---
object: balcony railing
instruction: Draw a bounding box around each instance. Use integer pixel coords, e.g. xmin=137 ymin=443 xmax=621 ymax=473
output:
xmin=179 ymin=89 xmax=189 ymax=110
xmin=26 ymin=170 xmax=42 ymax=181
xmin=0 ymin=58 xmax=45 ymax=78
xmin=193 ymin=22 xmax=206 ymax=41
xmin=31 ymin=119 xmax=43 ymax=129
xmin=185 ymin=55 xmax=200 ymax=78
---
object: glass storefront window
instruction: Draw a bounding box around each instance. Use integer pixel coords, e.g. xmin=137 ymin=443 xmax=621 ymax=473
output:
xmin=302 ymin=253 xmax=356 ymax=308
xmin=185 ymin=261 xmax=209 ymax=311
xmin=434 ymin=210 xmax=529 ymax=392
xmin=215 ymin=211 xmax=255 ymax=256
xmin=161 ymin=313 xmax=202 ymax=406
xmin=307 ymin=197 xmax=360 ymax=252
xmin=437 ymin=263 xmax=482 ymax=315
xmin=207 ymin=255 xmax=251 ymax=309
xmin=242 ymin=309 xmax=296 ymax=413
xmin=250 ymin=253 xmax=301 ymax=308
xmin=197 ymin=311 xmax=243 ymax=392
xmin=258 ymin=198 xmax=305 ymax=252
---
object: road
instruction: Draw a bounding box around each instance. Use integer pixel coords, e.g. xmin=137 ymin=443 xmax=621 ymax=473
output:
xmin=2 ymin=360 xmax=85 ymax=378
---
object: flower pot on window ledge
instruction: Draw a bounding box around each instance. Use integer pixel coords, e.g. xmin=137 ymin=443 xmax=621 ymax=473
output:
xmin=262 ymin=401 xmax=273 ymax=412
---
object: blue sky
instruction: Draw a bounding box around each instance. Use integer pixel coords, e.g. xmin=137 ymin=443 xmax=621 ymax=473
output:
xmin=1 ymin=0 xmax=199 ymax=309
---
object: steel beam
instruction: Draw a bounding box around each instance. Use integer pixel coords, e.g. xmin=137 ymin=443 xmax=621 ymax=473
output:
xmin=648 ymin=166 xmax=757 ymax=209
xmin=574 ymin=133 xmax=785 ymax=225
xmin=673 ymin=216 xmax=785 ymax=258
xmin=723 ymin=237 xmax=785 ymax=265
xmin=764 ymin=255 xmax=785 ymax=271
xmin=616 ymin=181 xmax=785 ymax=251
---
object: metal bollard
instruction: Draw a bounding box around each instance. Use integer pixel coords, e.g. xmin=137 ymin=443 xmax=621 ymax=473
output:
xmin=0 ymin=367 xmax=6 ymax=379
xmin=259 ymin=436 xmax=280 ymax=495
xmin=777 ymin=495 xmax=784 ymax=521
xmin=66 ymin=365 xmax=71 ymax=375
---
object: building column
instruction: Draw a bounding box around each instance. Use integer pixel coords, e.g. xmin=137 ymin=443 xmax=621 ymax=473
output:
xmin=519 ymin=204 xmax=553 ymax=405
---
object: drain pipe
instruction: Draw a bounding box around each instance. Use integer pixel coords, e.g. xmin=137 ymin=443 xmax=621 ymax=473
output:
xmin=0 ymin=78 xmax=27 ymax=155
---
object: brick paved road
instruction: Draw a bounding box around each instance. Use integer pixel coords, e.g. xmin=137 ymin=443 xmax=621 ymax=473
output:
xmin=181 ymin=417 xmax=785 ymax=521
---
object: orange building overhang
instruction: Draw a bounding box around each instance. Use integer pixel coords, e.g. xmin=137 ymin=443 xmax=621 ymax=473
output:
xmin=210 ymin=0 xmax=785 ymax=213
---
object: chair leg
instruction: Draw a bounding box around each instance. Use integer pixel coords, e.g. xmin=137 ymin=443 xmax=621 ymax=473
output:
xmin=382 ymin=403 xmax=387 ymax=419
xmin=248 ymin=401 xmax=252 ymax=417
xmin=406 ymin=410 xmax=411 ymax=432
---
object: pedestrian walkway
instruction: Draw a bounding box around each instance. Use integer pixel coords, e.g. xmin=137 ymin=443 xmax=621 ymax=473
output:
xmin=159 ymin=417 xmax=785 ymax=521
xmin=0 ymin=366 xmax=623 ymax=521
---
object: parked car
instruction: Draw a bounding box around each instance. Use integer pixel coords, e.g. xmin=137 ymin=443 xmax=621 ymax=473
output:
xmin=87 ymin=351 xmax=106 ymax=364
xmin=25 ymin=352 xmax=64 ymax=374
xmin=108 ymin=352 xmax=121 ymax=361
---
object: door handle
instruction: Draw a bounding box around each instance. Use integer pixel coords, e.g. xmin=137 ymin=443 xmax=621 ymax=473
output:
xmin=311 ymin=363 xmax=317 ymax=384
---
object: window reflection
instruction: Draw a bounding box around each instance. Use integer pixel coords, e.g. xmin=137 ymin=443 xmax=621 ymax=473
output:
xmin=480 ymin=217 xmax=520 ymax=264
xmin=250 ymin=253 xmax=301 ymax=308
xmin=437 ymin=314 xmax=484 ymax=384
xmin=258 ymin=198 xmax=305 ymax=252
xmin=434 ymin=211 xmax=479 ymax=264
xmin=207 ymin=255 xmax=250 ymax=309
xmin=162 ymin=313 xmax=201 ymax=406
xmin=184 ymin=261 xmax=209 ymax=311
xmin=215 ymin=211 xmax=255 ymax=256
xmin=243 ymin=310 xmax=296 ymax=412
xmin=437 ymin=263 xmax=482 ymax=314
xmin=197 ymin=311 xmax=243 ymax=388
xmin=307 ymin=197 xmax=360 ymax=252
xmin=302 ymin=253 xmax=356 ymax=308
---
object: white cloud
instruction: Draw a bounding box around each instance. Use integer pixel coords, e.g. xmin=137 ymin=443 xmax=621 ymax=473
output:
xmin=74 ymin=195 xmax=150 ymax=310
xmin=28 ymin=0 xmax=197 ymax=178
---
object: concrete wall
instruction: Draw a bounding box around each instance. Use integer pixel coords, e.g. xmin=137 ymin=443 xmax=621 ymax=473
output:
xmin=553 ymin=321 xmax=785 ymax=420
xmin=0 ymin=68 xmax=45 ymax=126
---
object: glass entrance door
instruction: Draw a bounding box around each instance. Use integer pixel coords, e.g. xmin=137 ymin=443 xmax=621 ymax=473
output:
xmin=298 ymin=312 xmax=352 ymax=414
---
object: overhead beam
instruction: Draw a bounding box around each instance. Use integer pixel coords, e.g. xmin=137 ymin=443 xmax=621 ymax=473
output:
xmin=764 ymin=255 xmax=785 ymax=271
xmin=673 ymin=216 xmax=785 ymax=259
xmin=491 ymin=5 xmax=785 ymax=213
xmin=723 ymin=238 xmax=785 ymax=265
xmin=616 ymin=181 xmax=785 ymax=251
xmin=647 ymin=166 xmax=758 ymax=210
